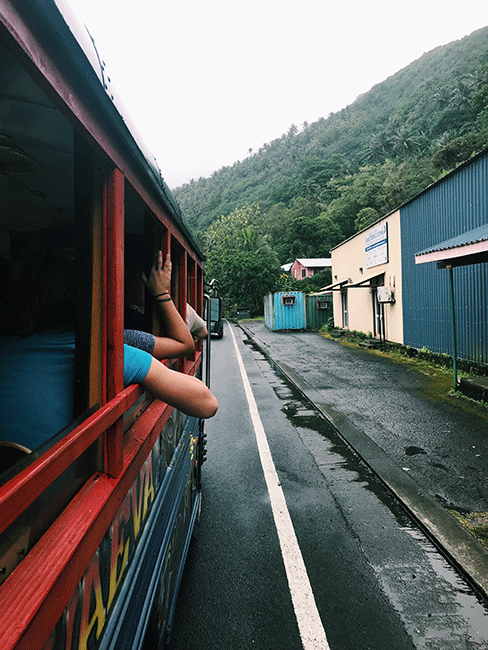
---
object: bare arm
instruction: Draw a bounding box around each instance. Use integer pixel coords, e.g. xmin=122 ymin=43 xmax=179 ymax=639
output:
xmin=193 ymin=324 xmax=208 ymax=340
xmin=142 ymin=251 xmax=194 ymax=359
xmin=187 ymin=303 xmax=208 ymax=339
xmin=141 ymin=357 xmax=218 ymax=419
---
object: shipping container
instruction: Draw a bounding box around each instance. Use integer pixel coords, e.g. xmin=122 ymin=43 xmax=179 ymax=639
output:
xmin=305 ymin=292 xmax=333 ymax=330
xmin=264 ymin=292 xmax=306 ymax=331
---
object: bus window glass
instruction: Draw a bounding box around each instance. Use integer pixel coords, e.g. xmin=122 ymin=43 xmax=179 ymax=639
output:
xmin=124 ymin=183 xmax=151 ymax=332
xmin=0 ymin=37 xmax=89 ymax=473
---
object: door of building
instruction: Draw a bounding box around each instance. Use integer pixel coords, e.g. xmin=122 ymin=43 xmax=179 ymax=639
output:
xmin=341 ymin=290 xmax=349 ymax=328
xmin=372 ymin=288 xmax=385 ymax=339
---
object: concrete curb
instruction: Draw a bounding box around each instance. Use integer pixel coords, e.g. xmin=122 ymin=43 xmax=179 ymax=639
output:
xmin=238 ymin=322 xmax=488 ymax=602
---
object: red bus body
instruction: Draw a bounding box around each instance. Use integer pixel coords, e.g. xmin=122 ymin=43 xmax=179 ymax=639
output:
xmin=0 ymin=2 xmax=206 ymax=648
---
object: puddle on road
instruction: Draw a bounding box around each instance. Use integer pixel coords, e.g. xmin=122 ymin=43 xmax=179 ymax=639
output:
xmin=246 ymin=340 xmax=488 ymax=643
xmin=393 ymin=526 xmax=488 ymax=645
xmin=405 ymin=446 xmax=427 ymax=456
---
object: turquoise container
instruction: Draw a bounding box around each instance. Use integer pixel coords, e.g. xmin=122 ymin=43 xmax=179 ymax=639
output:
xmin=264 ymin=292 xmax=306 ymax=330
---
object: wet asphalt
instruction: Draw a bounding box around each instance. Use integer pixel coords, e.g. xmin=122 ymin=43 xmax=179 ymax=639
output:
xmin=237 ymin=320 xmax=488 ymax=599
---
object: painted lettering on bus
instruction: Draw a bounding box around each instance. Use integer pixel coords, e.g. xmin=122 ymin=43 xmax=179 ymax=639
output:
xmin=79 ymin=552 xmax=106 ymax=650
xmin=44 ymin=451 xmax=157 ymax=650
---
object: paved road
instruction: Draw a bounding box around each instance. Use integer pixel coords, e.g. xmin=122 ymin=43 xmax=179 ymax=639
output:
xmin=169 ymin=321 xmax=488 ymax=649
xmin=238 ymin=320 xmax=488 ymax=598
xmin=241 ymin=321 xmax=488 ymax=515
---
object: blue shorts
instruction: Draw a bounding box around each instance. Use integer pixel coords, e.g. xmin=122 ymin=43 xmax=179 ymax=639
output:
xmin=124 ymin=330 xmax=155 ymax=354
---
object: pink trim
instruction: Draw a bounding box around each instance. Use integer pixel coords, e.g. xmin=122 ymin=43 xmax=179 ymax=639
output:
xmin=415 ymin=239 xmax=488 ymax=264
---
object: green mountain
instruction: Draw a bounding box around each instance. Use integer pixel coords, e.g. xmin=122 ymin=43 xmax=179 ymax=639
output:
xmin=175 ymin=26 xmax=488 ymax=263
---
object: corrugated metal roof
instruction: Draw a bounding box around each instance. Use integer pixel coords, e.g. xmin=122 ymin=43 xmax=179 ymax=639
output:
xmin=295 ymin=258 xmax=332 ymax=267
xmin=415 ymin=223 xmax=488 ymax=257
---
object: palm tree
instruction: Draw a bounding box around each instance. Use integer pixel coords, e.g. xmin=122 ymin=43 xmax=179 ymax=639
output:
xmin=433 ymin=87 xmax=452 ymax=109
xmin=451 ymin=81 xmax=473 ymax=109
xmin=390 ymin=126 xmax=422 ymax=158
xmin=238 ymin=225 xmax=276 ymax=258
xmin=364 ymin=132 xmax=391 ymax=163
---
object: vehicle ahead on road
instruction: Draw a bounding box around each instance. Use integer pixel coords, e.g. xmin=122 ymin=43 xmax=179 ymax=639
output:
xmin=0 ymin=2 xmax=208 ymax=648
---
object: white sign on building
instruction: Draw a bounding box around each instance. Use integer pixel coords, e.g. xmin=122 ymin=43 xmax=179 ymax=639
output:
xmin=365 ymin=222 xmax=388 ymax=268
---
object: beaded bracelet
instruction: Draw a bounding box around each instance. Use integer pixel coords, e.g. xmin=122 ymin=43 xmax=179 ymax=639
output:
xmin=155 ymin=296 xmax=172 ymax=303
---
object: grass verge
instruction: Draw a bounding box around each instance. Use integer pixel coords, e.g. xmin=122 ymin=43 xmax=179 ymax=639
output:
xmin=448 ymin=510 xmax=488 ymax=550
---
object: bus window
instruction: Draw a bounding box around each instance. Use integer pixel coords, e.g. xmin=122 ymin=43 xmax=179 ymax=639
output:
xmin=0 ymin=37 xmax=93 ymax=472
xmin=124 ymin=182 xmax=154 ymax=333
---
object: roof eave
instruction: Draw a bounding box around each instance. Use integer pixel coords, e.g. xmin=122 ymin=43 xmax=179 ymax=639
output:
xmin=415 ymin=239 xmax=488 ymax=265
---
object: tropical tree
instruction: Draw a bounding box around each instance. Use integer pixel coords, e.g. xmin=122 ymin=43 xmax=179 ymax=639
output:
xmin=205 ymin=205 xmax=281 ymax=315
xmin=451 ymin=80 xmax=474 ymax=110
xmin=355 ymin=207 xmax=379 ymax=231
xmin=390 ymin=126 xmax=423 ymax=158
xmin=364 ymin=132 xmax=391 ymax=163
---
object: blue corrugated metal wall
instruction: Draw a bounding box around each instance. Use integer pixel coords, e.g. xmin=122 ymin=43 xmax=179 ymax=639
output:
xmin=265 ymin=292 xmax=306 ymax=330
xmin=401 ymin=153 xmax=488 ymax=362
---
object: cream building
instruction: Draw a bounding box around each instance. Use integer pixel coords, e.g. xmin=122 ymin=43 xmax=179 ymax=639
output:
xmin=329 ymin=210 xmax=403 ymax=343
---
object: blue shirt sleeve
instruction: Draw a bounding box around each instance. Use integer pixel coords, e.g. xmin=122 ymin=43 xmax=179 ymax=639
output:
xmin=123 ymin=344 xmax=153 ymax=386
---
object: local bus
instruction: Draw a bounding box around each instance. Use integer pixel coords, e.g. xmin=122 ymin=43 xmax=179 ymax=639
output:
xmin=0 ymin=1 xmax=209 ymax=648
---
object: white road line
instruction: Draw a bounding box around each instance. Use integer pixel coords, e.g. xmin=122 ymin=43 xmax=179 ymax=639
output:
xmin=229 ymin=325 xmax=330 ymax=650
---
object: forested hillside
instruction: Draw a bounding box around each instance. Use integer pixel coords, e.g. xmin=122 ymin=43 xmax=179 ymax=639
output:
xmin=175 ymin=25 xmax=488 ymax=266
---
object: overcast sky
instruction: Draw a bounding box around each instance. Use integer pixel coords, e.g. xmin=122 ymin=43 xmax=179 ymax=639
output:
xmin=67 ymin=0 xmax=488 ymax=189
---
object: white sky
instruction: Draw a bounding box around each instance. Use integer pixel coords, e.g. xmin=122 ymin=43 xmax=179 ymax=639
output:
xmin=67 ymin=0 xmax=488 ymax=189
